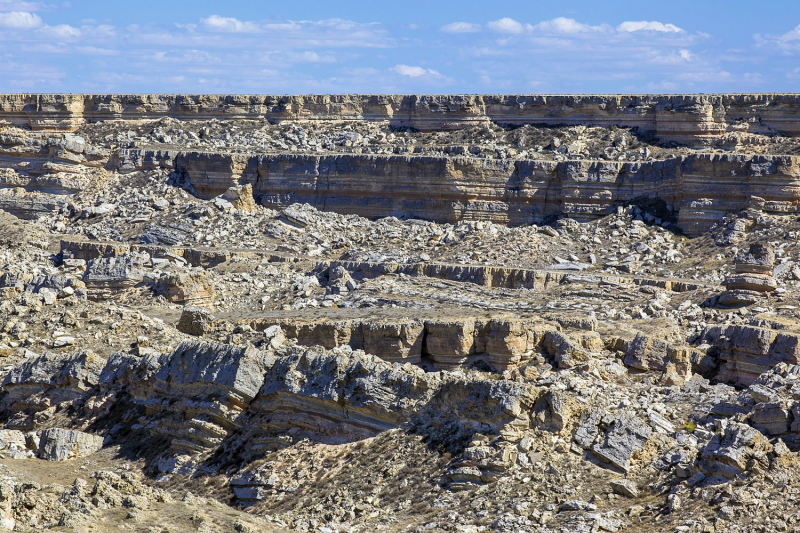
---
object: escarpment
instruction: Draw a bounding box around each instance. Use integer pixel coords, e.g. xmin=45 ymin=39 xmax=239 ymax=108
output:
xmin=5 ymin=93 xmax=800 ymax=143
xmin=111 ymin=149 xmax=800 ymax=235
xmin=7 ymin=94 xmax=800 ymax=531
xmin=3 ymin=94 xmax=800 ymax=234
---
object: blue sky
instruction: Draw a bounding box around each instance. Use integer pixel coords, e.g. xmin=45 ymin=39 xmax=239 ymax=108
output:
xmin=1 ymin=0 xmax=799 ymax=93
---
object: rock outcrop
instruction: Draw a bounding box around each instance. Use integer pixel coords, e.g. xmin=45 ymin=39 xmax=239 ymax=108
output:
xmin=258 ymin=315 xmax=556 ymax=372
xmin=154 ymin=270 xmax=215 ymax=305
xmin=111 ymin=149 xmax=800 ymax=236
xmin=83 ymin=253 xmax=147 ymax=300
xmin=37 ymin=428 xmax=104 ymax=461
xmin=719 ymin=243 xmax=778 ymax=306
xmin=5 ymin=94 xmax=800 ymax=233
xmin=6 ymin=93 xmax=800 ymax=145
xmin=710 ymin=324 xmax=800 ymax=386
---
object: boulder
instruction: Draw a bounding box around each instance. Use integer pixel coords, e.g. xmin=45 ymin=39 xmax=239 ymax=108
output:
xmin=590 ymin=413 xmax=653 ymax=472
xmin=0 ymin=429 xmax=35 ymax=459
xmin=83 ymin=253 xmax=147 ymax=300
xmin=176 ymin=305 xmax=214 ymax=336
xmin=699 ymin=421 xmax=772 ymax=479
xmin=221 ymin=184 xmax=256 ymax=212
xmin=37 ymin=428 xmax=104 ymax=461
xmin=155 ymin=270 xmax=214 ymax=305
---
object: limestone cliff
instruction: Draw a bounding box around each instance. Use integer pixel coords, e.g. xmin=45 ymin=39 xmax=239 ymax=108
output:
xmin=4 ymin=93 xmax=800 ymax=145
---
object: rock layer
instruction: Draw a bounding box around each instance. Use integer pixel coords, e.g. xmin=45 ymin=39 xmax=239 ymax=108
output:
xmin=112 ymin=149 xmax=800 ymax=236
xmin=5 ymin=93 xmax=800 ymax=145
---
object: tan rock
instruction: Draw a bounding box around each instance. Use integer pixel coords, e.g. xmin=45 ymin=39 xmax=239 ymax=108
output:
xmin=155 ymin=270 xmax=214 ymax=305
xmin=221 ymin=184 xmax=256 ymax=212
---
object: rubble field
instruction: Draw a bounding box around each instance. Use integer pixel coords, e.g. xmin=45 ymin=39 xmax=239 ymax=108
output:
xmin=3 ymin=94 xmax=800 ymax=532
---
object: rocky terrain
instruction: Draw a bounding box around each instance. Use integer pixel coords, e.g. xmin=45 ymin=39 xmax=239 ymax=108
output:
xmin=2 ymin=93 xmax=800 ymax=531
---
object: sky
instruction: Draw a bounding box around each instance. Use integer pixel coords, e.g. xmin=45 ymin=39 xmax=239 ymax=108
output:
xmin=1 ymin=0 xmax=800 ymax=94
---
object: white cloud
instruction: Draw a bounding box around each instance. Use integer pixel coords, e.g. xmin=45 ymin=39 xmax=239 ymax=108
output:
xmin=0 ymin=10 xmax=42 ymax=29
xmin=261 ymin=21 xmax=300 ymax=31
xmin=200 ymin=15 xmax=260 ymax=33
xmin=777 ymin=24 xmax=800 ymax=42
xmin=286 ymin=50 xmax=336 ymax=63
xmin=617 ymin=21 xmax=684 ymax=33
xmin=676 ymin=70 xmax=730 ymax=82
xmin=532 ymin=17 xmax=604 ymax=34
xmin=650 ymin=48 xmax=695 ymax=64
xmin=441 ymin=21 xmax=480 ymax=34
xmin=89 ymin=24 xmax=116 ymax=38
xmin=39 ymin=23 xmax=80 ymax=39
xmin=392 ymin=64 xmax=441 ymax=77
xmin=754 ymin=25 xmax=800 ymax=54
xmin=487 ymin=17 xmax=524 ymax=34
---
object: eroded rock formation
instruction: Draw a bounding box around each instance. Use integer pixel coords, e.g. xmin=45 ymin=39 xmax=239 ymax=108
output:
xmin=4 ymin=94 xmax=800 ymax=532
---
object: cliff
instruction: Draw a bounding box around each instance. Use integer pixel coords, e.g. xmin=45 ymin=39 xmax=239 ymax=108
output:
xmin=3 ymin=93 xmax=800 ymax=144
xmin=113 ymin=148 xmax=800 ymax=236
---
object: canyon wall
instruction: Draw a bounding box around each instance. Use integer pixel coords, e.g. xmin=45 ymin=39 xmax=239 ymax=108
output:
xmin=6 ymin=93 xmax=800 ymax=234
xmin=114 ymin=149 xmax=800 ymax=236
xmin=3 ymin=93 xmax=800 ymax=144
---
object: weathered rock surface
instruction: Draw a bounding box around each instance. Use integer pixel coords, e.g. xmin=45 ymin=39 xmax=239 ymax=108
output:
xmin=176 ymin=305 xmax=214 ymax=336
xmin=113 ymin=149 xmax=800 ymax=236
xmin=154 ymin=270 xmax=214 ymax=305
xmin=6 ymin=94 xmax=800 ymax=532
xmin=83 ymin=253 xmax=146 ymax=300
xmin=6 ymin=93 xmax=800 ymax=145
xmin=710 ymin=324 xmax=800 ymax=386
xmin=37 ymin=428 xmax=104 ymax=461
xmin=699 ymin=420 xmax=773 ymax=479
xmin=720 ymin=243 xmax=778 ymax=306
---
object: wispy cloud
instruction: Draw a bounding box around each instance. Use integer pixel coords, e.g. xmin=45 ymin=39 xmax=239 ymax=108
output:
xmin=441 ymin=21 xmax=480 ymax=34
xmin=487 ymin=17 xmax=525 ymax=34
xmin=0 ymin=10 xmax=42 ymax=29
xmin=755 ymin=24 xmax=800 ymax=54
xmin=532 ymin=17 xmax=607 ymax=34
xmin=38 ymin=23 xmax=80 ymax=39
xmin=391 ymin=64 xmax=442 ymax=78
xmin=200 ymin=15 xmax=260 ymax=33
xmin=617 ymin=20 xmax=684 ymax=33
xmin=0 ymin=1 xmax=48 ymax=11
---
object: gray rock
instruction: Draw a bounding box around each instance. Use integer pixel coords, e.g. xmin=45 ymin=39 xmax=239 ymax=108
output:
xmin=609 ymin=479 xmax=639 ymax=498
xmin=590 ymin=413 xmax=652 ymax=472
xmin=699 ymin=421 xmax=773 ymax=478
xmin=558 ymin=500 xmax=597 ymax=512
xmin=37 ymin=428 xmax=104 ymax=461
xmin=0 ymin=429 xmax=35 ymax=459
xmin=176 ymin=306 xmax=213 ymax=336
xmin=83 ymin=253 xmax=147 ymax=300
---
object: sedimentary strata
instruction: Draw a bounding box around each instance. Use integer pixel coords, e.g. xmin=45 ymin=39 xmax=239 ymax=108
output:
xmin=3 ymin=94 xmax=800 ymax=532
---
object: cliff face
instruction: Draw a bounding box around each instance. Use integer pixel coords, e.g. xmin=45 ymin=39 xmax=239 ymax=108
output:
xmin=113 ymin=149 xmax=800 ymax=236
xmin=5 ymin=93 xmax=800 ymax=235
xmin=4 ymin=93 xmax=800 ymax=144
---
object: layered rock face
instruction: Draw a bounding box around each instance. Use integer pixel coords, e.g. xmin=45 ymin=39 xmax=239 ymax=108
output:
xmin=710 ymin=324 xmax=800 ymax=386
xmin=8 ymin=95 xmax=800 ymax=531
xmin=110 ymin=149 xmax=800 ymax=236
xmin=719 ymin=243 xmax=778 ymax=306
xmin=5 ymin=93 xmax=800 ymax=234
xmin=0 ymin=126 xmax=107 ymax=219
xmin=268 ymin=315 xmax=551 ymax=371
xmin=5 ymin=93 xmax=800 ymax=144
xmin=0 ymin=339 xmax=546 ymax=483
